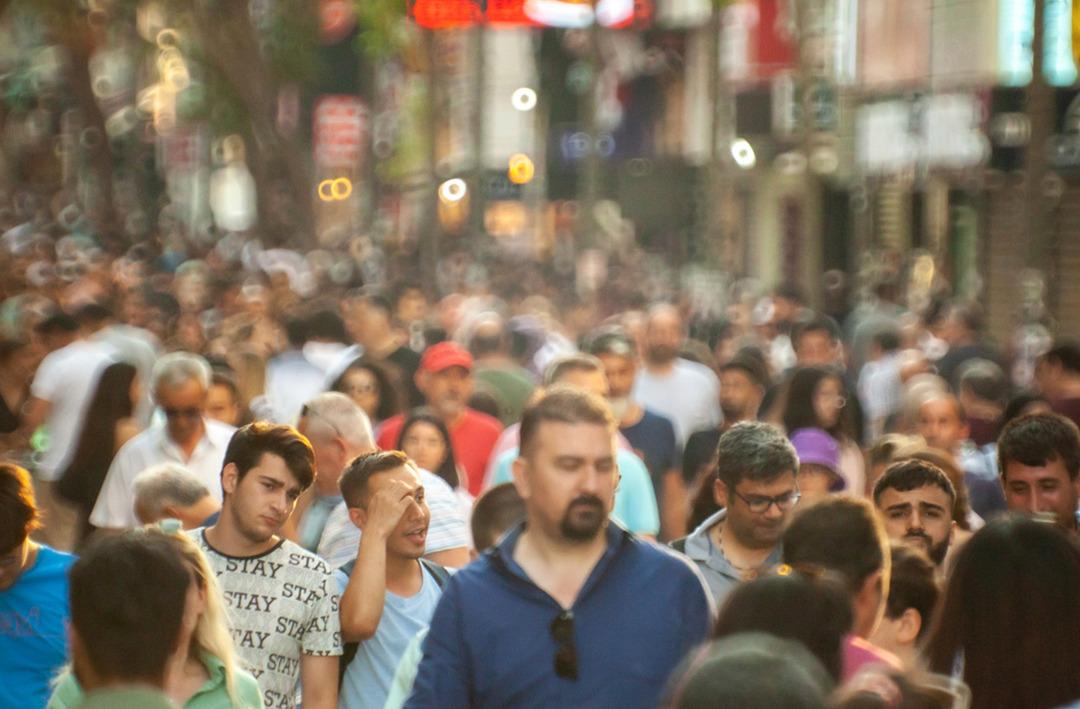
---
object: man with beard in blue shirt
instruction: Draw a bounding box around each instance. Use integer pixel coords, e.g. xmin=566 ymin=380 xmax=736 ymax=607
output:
xmin=406 ymin=387 xmax=712 ymax=709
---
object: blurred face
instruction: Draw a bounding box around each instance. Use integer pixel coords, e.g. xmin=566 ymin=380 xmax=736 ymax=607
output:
xmin=221 ymin=453 xmax=303 ymax=544
xmin=645 ymin=311 xmax=683 ymax=364
xmin=917 ymin=398 xmax=968 ymax=451
xmin=205 ymin=383 xmax=240 ymax=427
xmin=876 ymin=485 xmax=954 ymax=564
xmin=0 ymin=538 xmax=31 ymax=591
xmin=795 ymin=331 xmax=837 ymax=367
xmin=1003 ymin=459 xmax=1080 ymax=531
xmin=513 ymin=422 xmax=618 ymax=543
xmin=363 ymin=466 xmax=431 ymax=559
xmin=417 ymin=366 xmax=473 ymax=421
xmin=296 ymin=420 xmax=346 ymax=497
xmin=813 ymin=376 xmax=845 ymax=430
xmin=157 ymin=379 xmax=207 ymax=447
xmin=396 ymin=288 xmax=428 ymax=324
xmin=340 ymin=368 xmax=381 ymax=420
xmin=596 ymin=353 xmax=636 ymax=399
xmin=796 ymin=464 xmax=838 ymax=505
xmin=720 ymin=368 xmax=761 ymax=421
xmin=557 ymin=368 xmax=610 ymax=399
xmin=401 ymin=421 xmax=449 ymax=474
xmin=716 ymin=472 xmax=798 ymax=550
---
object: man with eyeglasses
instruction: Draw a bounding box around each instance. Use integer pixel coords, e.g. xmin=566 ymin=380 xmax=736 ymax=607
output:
xmin=675 ymin=421 xmax=800 ymax=606
xmin=91 ymin=352 xmax=235 ymax=532
xmin=405 ymin=388 xmax=712 ymax=709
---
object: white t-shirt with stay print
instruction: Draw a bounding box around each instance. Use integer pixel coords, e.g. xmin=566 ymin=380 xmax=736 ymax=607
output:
xmin=193 ymin=531 xmax=342 ymax=708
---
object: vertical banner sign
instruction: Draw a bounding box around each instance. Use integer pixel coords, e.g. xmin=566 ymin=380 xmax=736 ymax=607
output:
xmin=314 ymin=96 xmax=366 ymax=169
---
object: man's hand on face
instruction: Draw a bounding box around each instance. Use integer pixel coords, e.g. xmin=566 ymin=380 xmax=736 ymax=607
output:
xmin=364 ymin=479 xmax=415 ymax=540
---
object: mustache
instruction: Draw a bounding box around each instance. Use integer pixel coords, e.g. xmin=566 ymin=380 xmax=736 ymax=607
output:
xmin=904 ymin=530 xmax=931 ymax=545
xmin=567 ymin=495 xmax=605 ymax=512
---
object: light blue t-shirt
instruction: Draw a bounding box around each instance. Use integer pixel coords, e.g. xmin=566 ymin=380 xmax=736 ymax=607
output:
xmin=0 ymin=545 xmax=75 ymax=709
xmin=489 ymin=447 xmax=660 ymax=535
xmin=335 ymin=564 xmax=443 ymax=709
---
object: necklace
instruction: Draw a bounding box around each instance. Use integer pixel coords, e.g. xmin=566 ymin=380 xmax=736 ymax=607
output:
xmin=715 ymin=525 xmax=767 ymax=580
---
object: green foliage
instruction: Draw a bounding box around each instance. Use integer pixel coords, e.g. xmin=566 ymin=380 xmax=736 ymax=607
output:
xmin=353 ymin=0 xmax=408 ymax=60
xmin=258 ymin=0 xmax=321 ymax=83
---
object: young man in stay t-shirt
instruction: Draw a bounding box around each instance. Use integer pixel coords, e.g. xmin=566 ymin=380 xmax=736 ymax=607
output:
xmin=194 ymin=423 xmax=341 ymax=709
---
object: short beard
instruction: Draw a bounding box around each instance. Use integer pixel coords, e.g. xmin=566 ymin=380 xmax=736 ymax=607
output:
xmin=559 ymin=496 xmax=607 ymax=542
xmin=905 ymin=532 xmax=949 ymax=566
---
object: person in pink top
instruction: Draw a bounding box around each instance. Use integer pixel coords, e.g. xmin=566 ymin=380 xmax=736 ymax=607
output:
xmin=781 ymin=496 xmax=903 ymax=681
xmin=377 ymin=342 xmax=502 ymax=496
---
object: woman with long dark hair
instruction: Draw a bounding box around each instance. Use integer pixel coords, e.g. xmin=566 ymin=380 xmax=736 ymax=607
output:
xmin=57 ymin=361 xmax=140 ymax=544
xmin=330 ymin=357 xmax=403 ymax=429
xmin=781 ymin=367 xmax=865 ymax=496
xmin=396 ymin=408 xmax=460 ymax=491
xmin=926 ymin=516 xmax=1080 ymax=709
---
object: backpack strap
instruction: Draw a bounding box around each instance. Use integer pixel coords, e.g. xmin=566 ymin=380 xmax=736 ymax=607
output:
xmin=419 ymin=558 xmax=451 ymax=589
xmin=338 ymin=557 xmax=450 ymax=687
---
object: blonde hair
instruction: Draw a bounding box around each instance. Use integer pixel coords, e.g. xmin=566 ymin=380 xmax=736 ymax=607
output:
xmin=160 ymin=530 xmax=243 ymax=705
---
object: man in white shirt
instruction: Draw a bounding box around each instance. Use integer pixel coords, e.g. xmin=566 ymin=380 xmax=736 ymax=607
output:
xmin=21 ymin=311 xmax=115 ymax=550
xmin=90 ymin=352 xmax=235 ymax=531
xmin=632 ymin=304 xmax=721 ymax=447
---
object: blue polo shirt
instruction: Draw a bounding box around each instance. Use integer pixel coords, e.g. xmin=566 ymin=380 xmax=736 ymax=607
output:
xmin=405 ymin=522 xmax=713 ymax=709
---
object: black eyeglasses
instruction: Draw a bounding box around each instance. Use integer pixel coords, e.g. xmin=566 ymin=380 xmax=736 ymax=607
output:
xmin=550 ymin=610 xmax=578 ymax=681
xmin=730 ymin=488 xmax=801 ymax=514
xmin=163 ymin=407 xmax=202 ymax=420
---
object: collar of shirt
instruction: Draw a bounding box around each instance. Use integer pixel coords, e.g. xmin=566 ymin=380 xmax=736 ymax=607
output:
xmin=684 ymin=508 xmax=783 ymax=581
xmin=488 ymin=520 xmax=633 ymax=609
xmin=152 ymin=418 xmax=230 ymax=463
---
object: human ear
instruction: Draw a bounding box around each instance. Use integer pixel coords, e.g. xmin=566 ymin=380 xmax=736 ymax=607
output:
xmin=221 ymin=463 xmax=239 ymax=496
xmin=713 ymin=479 xmax=728 ymax=508
xmin=511 ymin=456 xmax=531 ymax=499
xmin=896 ymin=608 xmax=922 ymax=646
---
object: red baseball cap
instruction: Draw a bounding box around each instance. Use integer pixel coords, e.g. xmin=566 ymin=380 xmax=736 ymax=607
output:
xmin=420 ymin=341 xmax=473 ymax=373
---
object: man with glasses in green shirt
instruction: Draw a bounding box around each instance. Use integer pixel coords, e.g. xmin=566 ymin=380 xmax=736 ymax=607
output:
xmin=674 ymin=421 xmax=800 ymax=605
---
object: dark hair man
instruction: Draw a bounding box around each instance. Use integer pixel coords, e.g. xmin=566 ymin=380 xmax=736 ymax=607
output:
xmin=406 ymin=388 xmax=712 ymax=709
xmin=304 ymin=394 xmax=469 ymax=571
xmin=1034 ymin=342 xmax=1080 ymax=430
xmin=195 ymin=422 xmax=341 ymax=709
xmin=67 ymin=532 xmax=191 ymax=708
xmin=997 ymin=412 xmax=1080 ymax=533
xmin=0 ymin=462 xmax=76 ymax=707
xmin=377 ymin=341 xmax=504 ymax=497
xmin=92 ymin=352 xmax=236 ymax=531
xmin=633 ymin=304 xmax=721 ymax=449
xmin=470 ymin=482 xmax=525 ymax=553
xmin=869 ymin=544 xmax=938 ymax=670
xmin=337 ymin=451 xmax=448 ymax=709
xmin=676 ymin=421 xmax=799 ymax=606
xmin=872 ymin=459 xmax=957 ymax=567
xmin=587 ymin=329 xmax=683 ymax=539
xmin=782 ymin=496 xmax=901 ymax=681
xmin=792 ymin=316 xmax=843 ymax=368
xmin=682 ymin=352 xmax=769 ymax=499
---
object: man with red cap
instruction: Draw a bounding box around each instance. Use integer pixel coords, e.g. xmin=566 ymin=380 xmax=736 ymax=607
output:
xmin=377 ymin=342 xmax=503 ymax=496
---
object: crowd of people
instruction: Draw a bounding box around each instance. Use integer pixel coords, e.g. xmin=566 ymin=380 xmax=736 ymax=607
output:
xmin=3 ymin=229 xmax=1080 ymax=709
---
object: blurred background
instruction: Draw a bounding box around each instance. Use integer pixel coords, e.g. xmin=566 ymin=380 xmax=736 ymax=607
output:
xmin=0 ymin=0 xmax=1078 ymax=345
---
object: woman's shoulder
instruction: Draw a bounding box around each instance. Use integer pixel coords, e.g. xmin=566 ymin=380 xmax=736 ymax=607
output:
xmin=231 ymin=668 xmax=262 ymax=708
